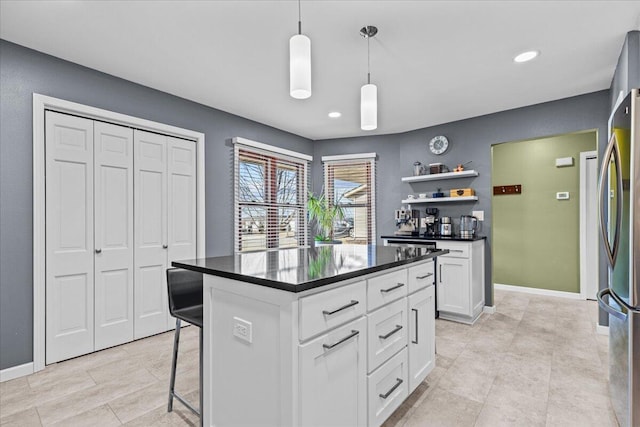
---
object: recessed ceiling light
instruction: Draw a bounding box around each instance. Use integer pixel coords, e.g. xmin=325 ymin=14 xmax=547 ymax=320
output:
xmin=514 ymin=50 xmax=540 ymax=63
xmin=328 ymin=112 xmax=342 ymax=118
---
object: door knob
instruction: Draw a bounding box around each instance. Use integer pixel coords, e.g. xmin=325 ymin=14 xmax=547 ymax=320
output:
xmin=95 ymin=249 xmax=102 ymax=254
xmin=163 ymin=245 xmax=168 ymax=249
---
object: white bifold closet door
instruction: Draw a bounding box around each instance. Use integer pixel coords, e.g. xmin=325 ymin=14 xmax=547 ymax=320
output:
xmin=134 ymin=130 xmax=196 ymax=338
xmin=94 ymin=122 xmax=134 ymax=351
xmin=45 ymin=112 xmax=95 ymax=364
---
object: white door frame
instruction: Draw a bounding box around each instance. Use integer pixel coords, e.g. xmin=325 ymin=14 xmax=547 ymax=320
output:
xmin=33 ymin=94 xmax=206 ymax=372
xmin=579 ymin=150 xmax=598 ymax=299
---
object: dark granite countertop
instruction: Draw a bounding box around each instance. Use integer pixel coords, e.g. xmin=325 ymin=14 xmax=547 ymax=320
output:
xmin=381 ymin=235 xmax=486 ymax=242
xmin=172 ymin=244 xmax=447 ymax=293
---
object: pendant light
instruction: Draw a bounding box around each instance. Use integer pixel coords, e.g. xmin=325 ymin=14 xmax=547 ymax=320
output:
xmin=360 ymin=25 xmax=378 ymax=131
xmin=290 ymin=0 xmax=311 ymax=99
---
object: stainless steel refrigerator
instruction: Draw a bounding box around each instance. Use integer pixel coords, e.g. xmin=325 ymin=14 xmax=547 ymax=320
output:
xmin=597 ymin=88 xmax=639 ymax=427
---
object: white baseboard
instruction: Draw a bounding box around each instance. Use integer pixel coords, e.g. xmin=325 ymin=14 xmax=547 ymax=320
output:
xmin=483 ymin=305 xmax=496 ymax=314
xmin=596 ymin=324 xmax=609 ymax=336
xmin=494 ymin=283 xmax=582 ymax=300
xmin=0 ymin=362 xmax=34 ymax=383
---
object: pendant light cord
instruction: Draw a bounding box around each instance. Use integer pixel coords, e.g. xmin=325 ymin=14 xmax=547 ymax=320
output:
xmin=298 ymin=0 xmax=302 ymax=34
xmin=367 ymin=32 xmax=371 ymax=84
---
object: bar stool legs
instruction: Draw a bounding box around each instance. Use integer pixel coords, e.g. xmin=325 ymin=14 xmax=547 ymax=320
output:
xmin=167 ymin=319 xmax=201 ymax=419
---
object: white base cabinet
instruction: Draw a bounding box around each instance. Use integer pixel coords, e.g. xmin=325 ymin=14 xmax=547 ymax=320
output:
xmin=202 ymin=259 xmax=437 ymax=427
xmin=436 ymin=240 xmax=485 ymax=324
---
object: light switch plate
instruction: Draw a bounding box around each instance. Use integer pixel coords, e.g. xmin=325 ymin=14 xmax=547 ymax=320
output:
xmin=472 ymin=210 xmax=484 ymax=221
xmin=233 ymin=317 xmax=252 ymax=343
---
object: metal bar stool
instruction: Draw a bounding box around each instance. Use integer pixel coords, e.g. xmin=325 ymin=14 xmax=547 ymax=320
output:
xmin=166 ymin=268 xmax=203 ymax=424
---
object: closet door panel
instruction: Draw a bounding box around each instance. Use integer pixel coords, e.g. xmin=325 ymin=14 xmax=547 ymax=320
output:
xmin=167 ymin=137 xmax=197 ymax=329
xmin=94 ymin=122 xmax=134 ymax=350
xmin=45 ymin=111 xmax=95 ymax=364
xmin=134 ymin=130 xmax=169 ymax=339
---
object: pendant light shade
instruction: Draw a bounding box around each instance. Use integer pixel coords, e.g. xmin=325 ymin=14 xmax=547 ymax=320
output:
xmin=360 ymin=25 xmax=378 ymax=131
xmin=360 ymin=83 xmax=377 ymax=130
xmin=289 ymin=33 xmax=311 ymax=99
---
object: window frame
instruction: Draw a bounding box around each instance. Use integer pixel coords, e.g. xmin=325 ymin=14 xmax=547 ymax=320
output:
xmin=322 ymin=154 xmax=377 ymax=245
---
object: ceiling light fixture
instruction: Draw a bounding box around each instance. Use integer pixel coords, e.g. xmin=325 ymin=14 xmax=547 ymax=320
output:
xmin=360 ymin=25 xmax=378 ymax=131
xmin=289 ymin=0 xmax=311 ymax=99
xmin=514 ymin=50 xmax=539 ymax=63
xmin=328 ymin=112 xmax=342 ymax=118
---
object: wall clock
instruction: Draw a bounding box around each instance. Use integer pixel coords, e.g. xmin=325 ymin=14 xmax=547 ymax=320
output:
xmin=428 ymin=135 xmax=449 ymax=155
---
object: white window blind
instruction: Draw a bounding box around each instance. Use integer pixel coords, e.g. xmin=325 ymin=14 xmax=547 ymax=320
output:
xmin=323 ymin=156 xmax=376 ymax=244
xmin=234 ymin=140 xmax=309 ymax=252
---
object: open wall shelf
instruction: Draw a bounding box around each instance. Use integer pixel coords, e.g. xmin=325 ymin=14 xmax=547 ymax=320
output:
xmin=401 ymin=196 xmax=479 ymax=204
xmin=401 ymin=170 xmax=479 ymax=183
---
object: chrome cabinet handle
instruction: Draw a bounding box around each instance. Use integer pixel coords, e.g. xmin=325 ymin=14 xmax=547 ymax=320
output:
xmin=439 ymin=265 xmax=442 ymax=283
xmin=411 ymin=308 xmax=419 ymax=344
xmin=95 ymin=249 xmax=102 ymax=254
xmin=163 ymin=244 xmax=168 ymax=249
xmin=322 ymin=330 xmax=359 ymax=350
xmin=597 ymin=288 xmax=628 ymax=321
xmin=598 ymin=133 xmax=622 ymax=267
xmin=322 ymin=300 xmax=359 ymax=316
xmin=416 ymin=273 xmax=433 ymax=280
xmin=379 ymin=378 xmax=403 ymax=399
xmin=379 ymin=324 xmax=403 ymax=340
xmin=450 ymin=249 xmax=464 ymax=253
xmin=380 ymin=283 xmax=405 ymax=293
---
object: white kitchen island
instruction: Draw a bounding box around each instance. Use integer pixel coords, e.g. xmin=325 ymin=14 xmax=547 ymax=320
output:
xmin=173 ymin=244 xmax=446 ymax=427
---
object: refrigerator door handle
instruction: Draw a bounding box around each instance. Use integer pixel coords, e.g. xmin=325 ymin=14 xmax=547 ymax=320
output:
xmin=597 ymin=288 xmax=628 ymax=320
xmin=598 ymin=133 xmax=623 ymax=267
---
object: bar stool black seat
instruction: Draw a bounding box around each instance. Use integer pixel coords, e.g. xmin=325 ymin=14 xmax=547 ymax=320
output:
xmin=166 ymin=268 xmax=203 ymax=424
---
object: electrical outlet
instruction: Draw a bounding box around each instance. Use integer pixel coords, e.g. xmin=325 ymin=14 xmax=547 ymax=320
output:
xmin=472 ymin=210 xmax=484 ymax=221
xmin=233 ymin=317 xmax=252 ymax=343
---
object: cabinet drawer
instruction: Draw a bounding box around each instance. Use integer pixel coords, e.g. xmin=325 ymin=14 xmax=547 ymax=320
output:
xmin=367 ymin=348 xmax=408 ymax=427
xmin=367 ymin=269 xmax=408 ymax=311
xmin=299 ymin=280 xmax=366 ymax=341
xmin=407 ymin=261 xmax=435 ymax=294
xmin=437 ymin=242 xmax=469 ymax=258
xmin=367 ymin=298 xmax=407 ymax=372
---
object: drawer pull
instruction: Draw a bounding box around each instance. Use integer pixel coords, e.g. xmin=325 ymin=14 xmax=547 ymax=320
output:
xmin=416 ymin=273 xmax=433 ymax=280
xmin=322 ymin=330 xmax=359 ymax=350
xmin=322 ymin=300 xmax=359 ymax=316
xmin=412 ymin=308 xmax=419 ymax=344
xmin=450 ymin=249 xmax=464 ymax=253
xmin=380 ymin=283 xmax=405 ymax=293
xmin=379 ymin=378 xmax=404 ymax=399
xmin=379 ymin=324 xmax=403 ymax=340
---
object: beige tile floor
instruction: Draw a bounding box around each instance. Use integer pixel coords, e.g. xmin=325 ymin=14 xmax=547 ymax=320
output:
xmin=0 ymin=289 xmax=616 ymax=426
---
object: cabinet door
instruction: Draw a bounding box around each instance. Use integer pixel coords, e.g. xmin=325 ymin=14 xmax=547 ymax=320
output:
xmin=94 ymin=122 xmax=134 ymax=350
xmin=437 ymin=258 xmax=470 ymax=316
xmin=134 ymin=130 xmax=169 ymax=339
xmin=299 ymin=317 xmax=367 ymax=427
xmin=408 ymin=287 xmax=435 ymax=392
xmin=166 ymin=136 xmax=197 ymax=329
xmin=45 ymin=111 xmax=95 ymax=364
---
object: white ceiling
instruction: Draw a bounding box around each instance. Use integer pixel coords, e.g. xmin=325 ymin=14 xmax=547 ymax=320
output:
xmin=1 ymin=1 xmax=639 ymax=140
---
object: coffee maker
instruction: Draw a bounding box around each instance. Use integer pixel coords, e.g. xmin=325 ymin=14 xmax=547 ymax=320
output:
xmin=394 ymin=208 xmax=421 ymax=236
xmin=424 ymin=208 xmax=439 ymax=237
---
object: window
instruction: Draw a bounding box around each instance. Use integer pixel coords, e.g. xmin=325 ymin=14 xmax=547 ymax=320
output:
xmin=234 ymin=138 xmax=310 ymax=252
xmin=323 ymin=154 xmax=376 ymax=244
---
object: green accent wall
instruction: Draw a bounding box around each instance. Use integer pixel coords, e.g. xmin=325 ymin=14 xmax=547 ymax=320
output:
xmin=492 ymin=131 xmax=597 ymax=293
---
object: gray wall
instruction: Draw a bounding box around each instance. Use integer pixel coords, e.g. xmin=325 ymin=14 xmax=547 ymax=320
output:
xmin=312 ymin=91 xmax=610 ymax=309
xmin=609 ymin=31 xmax=640 ymax=111
xmin=0 ymin=40 xmax=313 ymax=370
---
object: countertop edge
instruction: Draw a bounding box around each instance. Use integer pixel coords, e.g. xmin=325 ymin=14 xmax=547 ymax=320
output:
xmin=172 ymin=249 xmax=447 ymax=293
xmin=380 ymin=235 xmax=486 ymax=242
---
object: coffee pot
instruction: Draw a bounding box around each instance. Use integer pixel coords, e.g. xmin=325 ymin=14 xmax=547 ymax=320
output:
xmin=459 ymin=215 xmax=478 ymax=238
